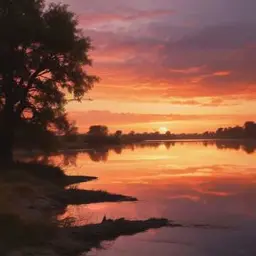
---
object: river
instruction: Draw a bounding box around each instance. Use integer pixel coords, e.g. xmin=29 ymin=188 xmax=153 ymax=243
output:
xmin=52 ymin=140 xmax=256 ymax=255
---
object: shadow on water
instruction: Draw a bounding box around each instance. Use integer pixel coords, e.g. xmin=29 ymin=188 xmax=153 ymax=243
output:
xmin=19 ymin=139 xmax=256 ymax=166
xmin=9 ymin=139 xmax=256 ymax=255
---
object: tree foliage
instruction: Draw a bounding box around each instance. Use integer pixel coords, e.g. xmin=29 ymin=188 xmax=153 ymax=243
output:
xmin=114 ymin=130 xmax=123 ymax=137
xmin=0 ymin=0 xmax=98 ymax=160
xmin=88 ymin=126 xmax=109 ymax=137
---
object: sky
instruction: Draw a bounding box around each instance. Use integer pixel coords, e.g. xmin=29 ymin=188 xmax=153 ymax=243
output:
xmin=57 ymin=0 xmax=256 ymax=133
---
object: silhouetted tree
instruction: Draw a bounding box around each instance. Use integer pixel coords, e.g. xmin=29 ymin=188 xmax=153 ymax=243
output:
xmin=216 ymin=128 xmax=224 ymax=138
xmin=115 ymin=130 xmax=123 ymax=138
xmin=165 ymin=131 xmax=171 ymax=137
xmin=88 ymin=125 xmax=108 ymax=137
xmin=244 ymin=121 xmax=256 ymax=138
xmin=215 ymin=126 xmax=244 ymax=139
xmin=0 ymin=0 xmax=98 ymax=163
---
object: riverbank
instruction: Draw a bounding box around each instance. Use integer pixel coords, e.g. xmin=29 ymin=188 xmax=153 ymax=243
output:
xmin=0 ymin=162 xmax=170 ymax=255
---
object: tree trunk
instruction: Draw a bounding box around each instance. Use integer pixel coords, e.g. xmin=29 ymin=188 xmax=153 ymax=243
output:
xmin=0 ymin=102 xmax=14 ymax=165
xmin=0 ymin=128 xmax=14 ymax=165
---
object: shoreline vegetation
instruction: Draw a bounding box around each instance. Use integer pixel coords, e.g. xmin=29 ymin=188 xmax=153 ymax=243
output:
xmin=56 ymin=122 xmax=256 ymax=151
xmin=15 ymin=122 xmax=256 ymax=154
xmin=0 ymin=162 xmax=171 ymax=255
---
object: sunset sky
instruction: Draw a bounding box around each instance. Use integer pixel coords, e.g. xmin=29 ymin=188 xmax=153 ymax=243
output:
xmin=58 ymin=0 xmax=256 ymax=133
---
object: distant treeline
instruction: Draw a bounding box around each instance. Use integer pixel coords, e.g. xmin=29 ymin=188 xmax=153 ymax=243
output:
xmin=16 ymin=122 xmax=256 ymax=152
xmin=177 ymin=121 xmax=256 ymax=140
xmin=124 ymin=121 xmax=256 ymax=141
xmin=62 ymin=125 xmax=123 ymax=148
xmin=61 ymin=122 xmax=256 ymax=149
xmin=213 ymin=121 xmax=256 ymax=139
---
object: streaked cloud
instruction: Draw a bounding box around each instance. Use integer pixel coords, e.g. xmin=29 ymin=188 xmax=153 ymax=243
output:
xmin=53 ymin=0 xmax=256 ymax=131
xmin=79 ymin=9 xmax=174 ymax=25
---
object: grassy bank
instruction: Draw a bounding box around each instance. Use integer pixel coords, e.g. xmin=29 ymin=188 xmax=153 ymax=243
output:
xmin=0 ymin=162 xmax=170 ymax=255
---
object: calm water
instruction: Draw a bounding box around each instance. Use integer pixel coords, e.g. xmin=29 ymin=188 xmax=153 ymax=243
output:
xmin=55 ymin=141 xmax=256 ymax=256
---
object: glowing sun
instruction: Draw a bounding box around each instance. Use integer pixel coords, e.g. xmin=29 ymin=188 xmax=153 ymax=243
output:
xmin=158 ymin=127 xmax=168 ymax=134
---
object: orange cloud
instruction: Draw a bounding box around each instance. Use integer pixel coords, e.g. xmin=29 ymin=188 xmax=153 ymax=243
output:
xmin=169 ymin=66 xmax=205 ymax=74
xmin=213 ymin=71 xmax=231 ymax=76
xmin=58 ymin=0 xmax=256 ymax=133
xmin=170 ymin=99 xmax=200 ymax=105
xmin=168 ymin=98 xmax=238 ymax=107
xmin=79 ymin=9 xmax=174 ymax=25
xmin=83 ymin=23 xmax=256 ymax=102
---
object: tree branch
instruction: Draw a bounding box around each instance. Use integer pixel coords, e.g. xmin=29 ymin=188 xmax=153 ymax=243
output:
xmin=17 ymin=58 xmax=50 ymax=116
xmin=67 ymin=97 xmax=93 ymax=102
xmin=37 ymin=70 xmax=51 ymax=79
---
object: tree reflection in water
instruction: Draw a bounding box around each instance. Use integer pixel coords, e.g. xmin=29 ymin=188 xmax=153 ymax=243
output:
xmin=20 ymin=140 xmax=256 ymax=166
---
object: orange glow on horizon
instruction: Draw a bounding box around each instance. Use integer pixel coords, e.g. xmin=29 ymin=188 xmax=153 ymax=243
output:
xmin=158 ymin=127 xmax=168 ymax=134
xmin=65 ymin=2 xmax=256 ymax=133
